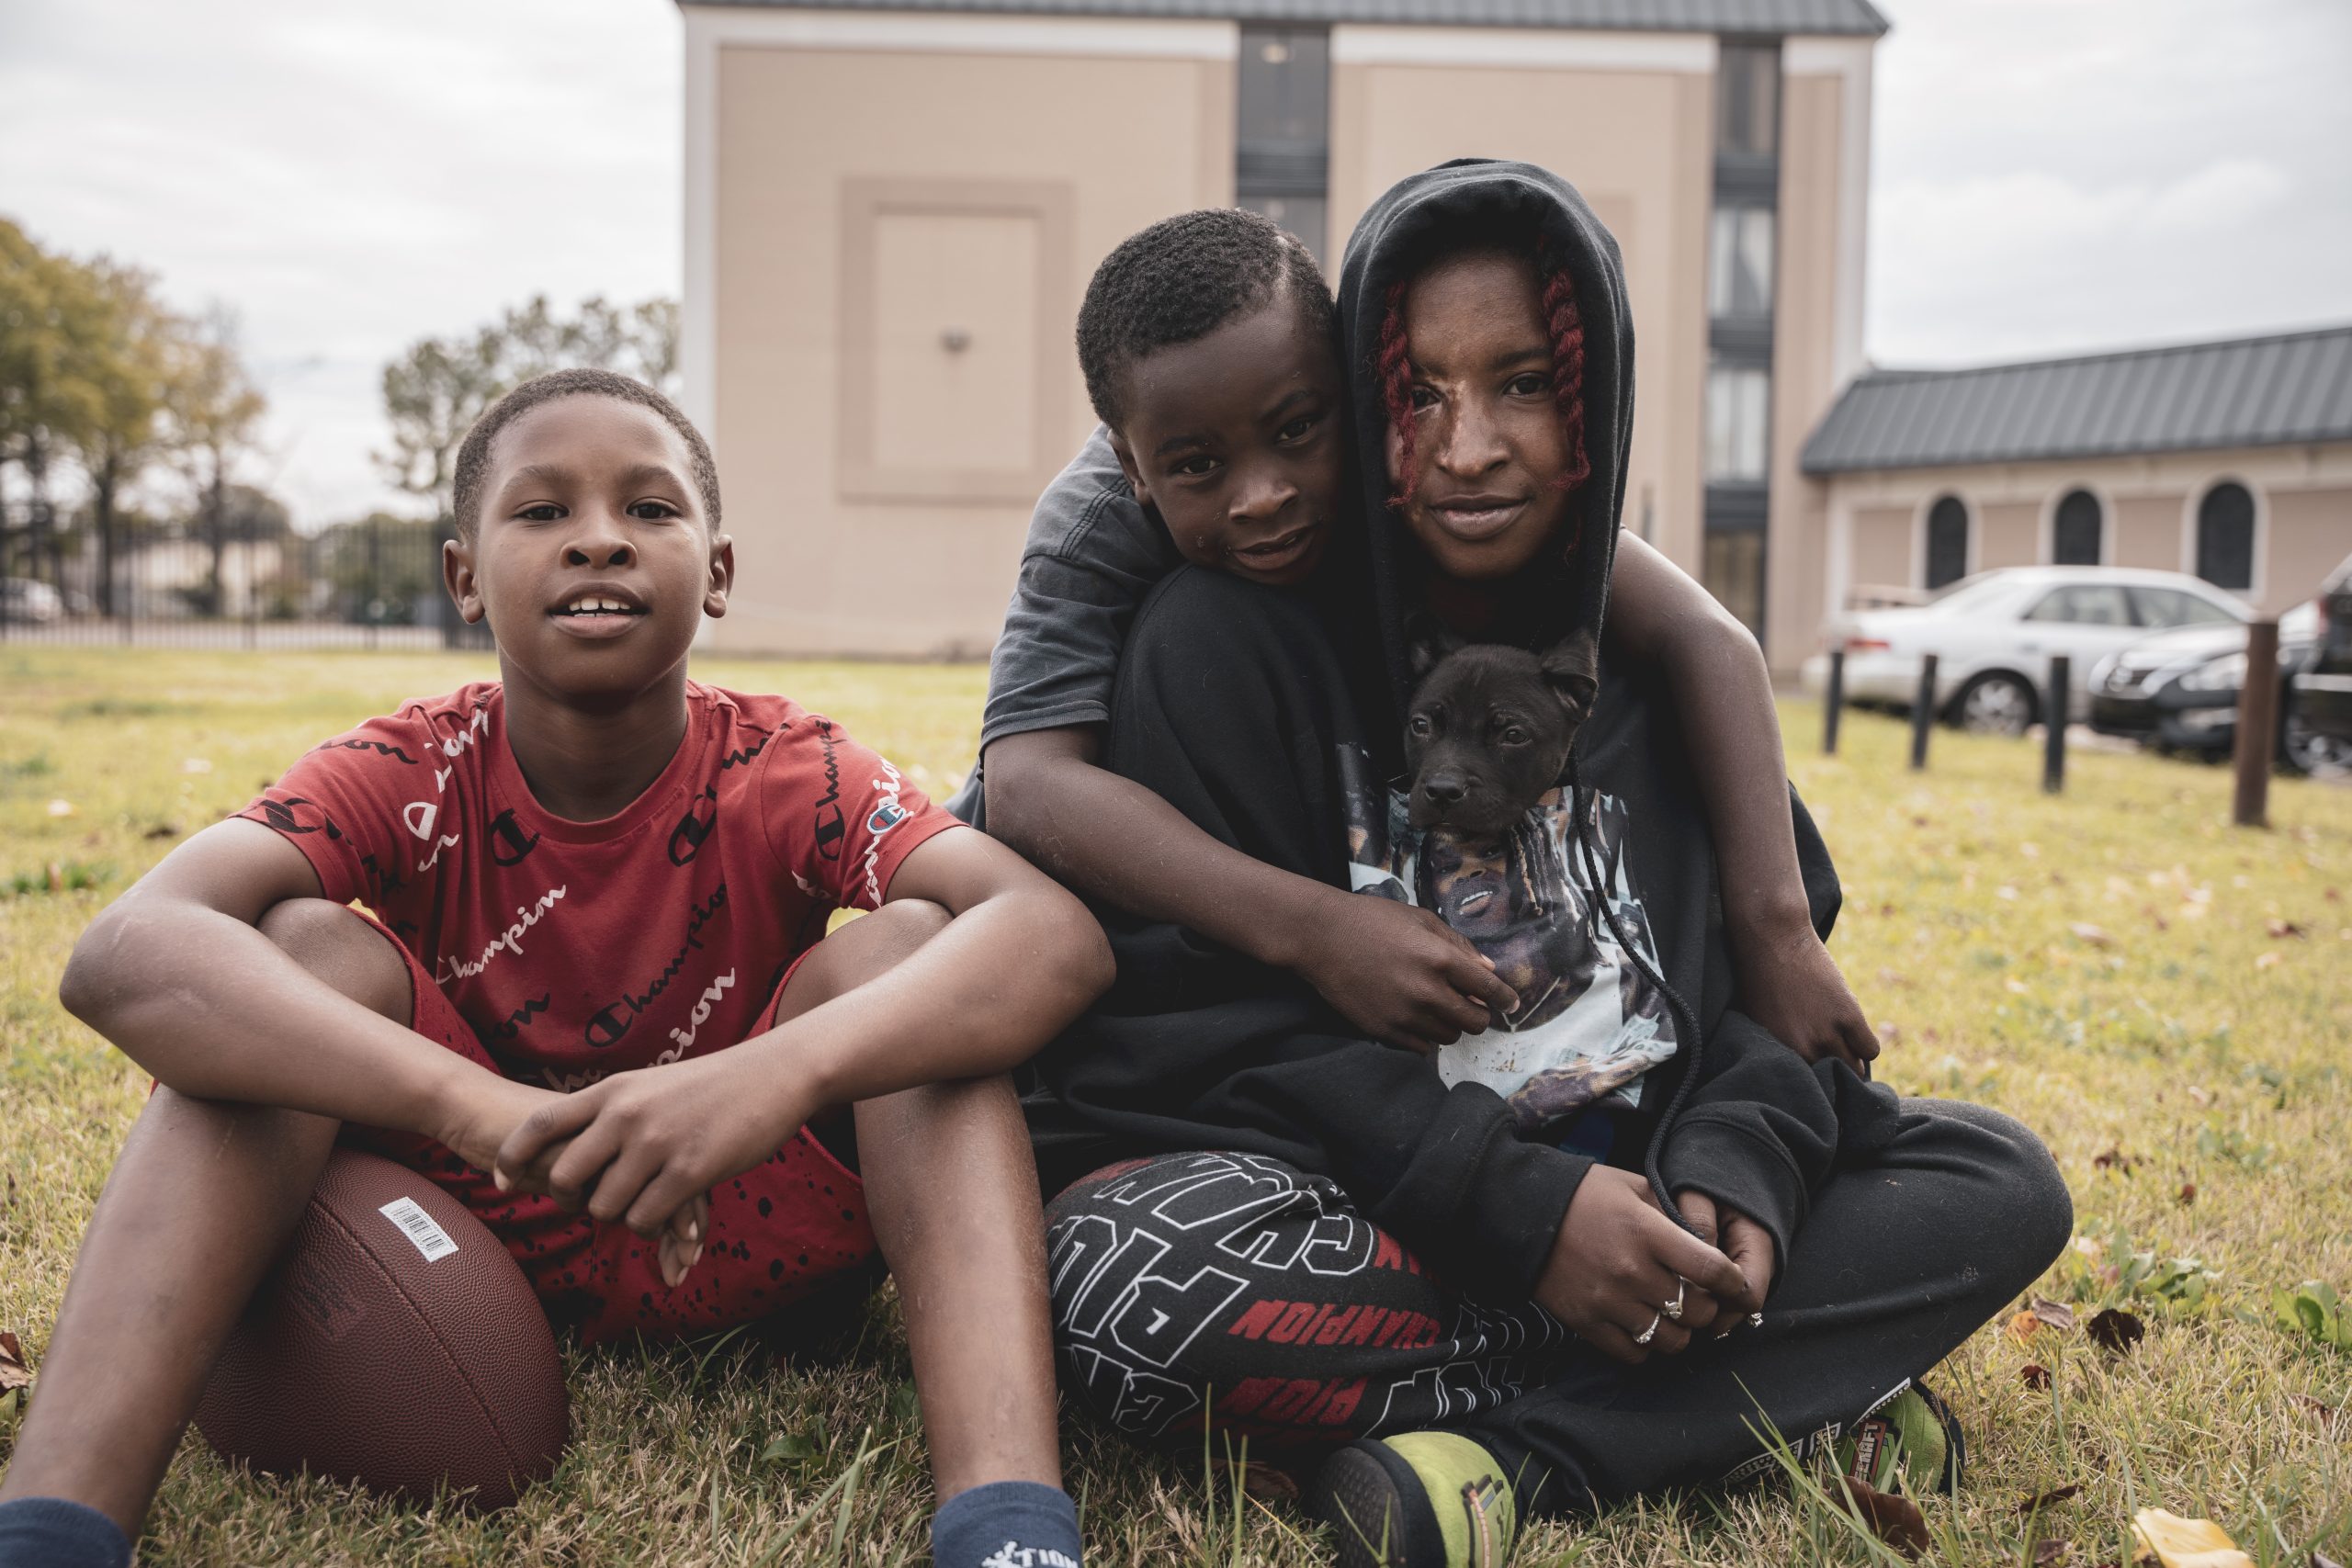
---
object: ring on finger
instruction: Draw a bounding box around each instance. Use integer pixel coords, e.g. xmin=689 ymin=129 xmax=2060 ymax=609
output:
xmin=1634 ymin=1311 xmax=1662 ymax=1347
xmin=1661 ymin=1278 xmax=1687 ymax=1323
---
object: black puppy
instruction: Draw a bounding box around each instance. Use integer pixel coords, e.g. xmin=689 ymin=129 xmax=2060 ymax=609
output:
xmin=1404 ymin=627 xmax=1596 ymax=836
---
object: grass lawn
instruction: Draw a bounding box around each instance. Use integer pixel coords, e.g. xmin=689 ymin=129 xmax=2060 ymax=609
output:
xmin=1 ymin=645 xmax=2346 ymax=1567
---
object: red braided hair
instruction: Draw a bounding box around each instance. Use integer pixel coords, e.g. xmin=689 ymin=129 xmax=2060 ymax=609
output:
xmin=1381 ymin=245 xmax=1593 ymax=559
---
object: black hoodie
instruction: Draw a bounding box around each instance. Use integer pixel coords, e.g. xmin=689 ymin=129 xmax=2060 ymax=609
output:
xmin=1028 ymin=161 xmax=1896 ymax=1300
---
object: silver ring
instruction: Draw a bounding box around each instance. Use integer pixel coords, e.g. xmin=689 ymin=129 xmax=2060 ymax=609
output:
xmin=1661 ymin=1279 xmax=1687 ymax=1323
xmin=1748 ymin=1312 xmax=1765 ymax=1328
xmin=1634 ymin=1312 xmax=1662 ymax=1346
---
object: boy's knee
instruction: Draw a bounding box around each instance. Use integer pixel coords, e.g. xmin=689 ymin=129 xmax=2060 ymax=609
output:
xmin=255 ymin=899 xmax=409 ymax=1023
xmin=1917 ymin=1099 xmax=2075 ymax=1282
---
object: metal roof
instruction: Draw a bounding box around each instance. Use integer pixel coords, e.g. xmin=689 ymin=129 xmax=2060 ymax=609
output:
xmin=685 ymin=0 xmax=1888 ymax=35
xmin=1801 ymin=324 xmax=2352 ymax=475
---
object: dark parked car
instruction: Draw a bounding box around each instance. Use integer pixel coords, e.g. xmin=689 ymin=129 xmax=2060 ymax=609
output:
xmin=2090 ymin=600 xmax=2350 ymax=775
xmin=2290 ymin=554 xmax=2352 ymax=762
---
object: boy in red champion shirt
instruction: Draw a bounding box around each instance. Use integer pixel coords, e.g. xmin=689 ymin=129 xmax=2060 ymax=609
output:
xmin=0 ymin=369 xmax=1111 ymax=1568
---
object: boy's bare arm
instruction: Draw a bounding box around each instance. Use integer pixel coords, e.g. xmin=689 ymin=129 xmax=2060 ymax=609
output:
xmin=492 ymin=828 xmax=1115 ymax=1232
xmin=1604 ymin=533 xmax=1878 ymax=1069
xmin=59 ymin=818 xmax=548 ymax=1163
xmin=987 ymin=728 xmax=1512 ymax=1053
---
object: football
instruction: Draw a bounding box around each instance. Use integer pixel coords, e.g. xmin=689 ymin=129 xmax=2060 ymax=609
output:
xmin=193 ymin=1148 xmax=569 ymax=1508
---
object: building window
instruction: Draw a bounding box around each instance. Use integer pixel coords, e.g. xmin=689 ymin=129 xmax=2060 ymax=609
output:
xmin=1717 ymin=43 xmax=1780 ymax=158
xmin=1708 ymin=207 xmax=1774 ymax=321
xmin=1925 ymin=495 xmax=1970 ymax=590
xmin=1237 ymin=28 xmax=1330 ymax=264
xmin=2194 ymin=480 xmax=2256 ymax=591
xmin=1705 ymin=366 xmax=1770 ymax=482
xmin=2052 ymin=488 xmax=2103 ymax=566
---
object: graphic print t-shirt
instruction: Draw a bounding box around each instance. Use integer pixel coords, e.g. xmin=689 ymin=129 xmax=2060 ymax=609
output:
xmin=1343 ymin=755 xmax=1676 ymax=1134
xmin=239 ymin=682 xmax=959 ymax=1091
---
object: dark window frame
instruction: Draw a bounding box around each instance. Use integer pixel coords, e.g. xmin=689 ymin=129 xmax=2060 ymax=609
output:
xmin=2051 ymin=488 xmax=2103 ymax=567
xmin=2194 ymin=479 xmax=2257 ymax=592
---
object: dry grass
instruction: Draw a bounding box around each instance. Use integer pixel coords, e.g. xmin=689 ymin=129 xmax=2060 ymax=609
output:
xmin=0 ymin=646 xmax=2346 ymax=1566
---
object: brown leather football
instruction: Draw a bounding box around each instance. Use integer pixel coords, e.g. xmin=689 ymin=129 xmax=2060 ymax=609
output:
xmin=193 ymin=1148 xmax=568 ymax=1508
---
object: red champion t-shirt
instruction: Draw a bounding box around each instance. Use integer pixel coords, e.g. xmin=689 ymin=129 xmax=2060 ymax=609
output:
xmin=239 ymin=681 xmax=961 ymax=1091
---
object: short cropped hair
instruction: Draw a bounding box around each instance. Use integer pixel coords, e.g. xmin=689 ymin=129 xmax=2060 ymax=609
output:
xmin=1076 ymin=208 xmax=1336 ymax=431
xmin=451 ymin=367 xmax=721 ymax=537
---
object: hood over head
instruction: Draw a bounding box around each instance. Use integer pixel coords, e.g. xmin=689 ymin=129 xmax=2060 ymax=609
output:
xmin=1336 ymin=158 xmax=1636 ymax=739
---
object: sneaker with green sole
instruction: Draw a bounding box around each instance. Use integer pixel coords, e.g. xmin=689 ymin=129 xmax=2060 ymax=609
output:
xmin=1306 ymin=1430 xmax=1518 ymax=1568
xmin=1833 ymin=1382 xmax=1965 ymax=1497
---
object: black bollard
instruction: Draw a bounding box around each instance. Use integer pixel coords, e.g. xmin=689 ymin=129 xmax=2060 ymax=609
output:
xmin=1909 ymin=653 xmax=1939 ymax=771
xmin=2233 ymin=620 xmax=2279 ymax=829
xmin=1824 ymin=648 xmax=1846 ymax=756
xmin=2043 ymin=655 xmax=2069 ymax=793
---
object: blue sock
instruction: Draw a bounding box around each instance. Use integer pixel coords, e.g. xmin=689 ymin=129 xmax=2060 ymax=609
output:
xmin=0 ymin=1497 xmax=132 ymax=1568
xmin=930 ymin=1479 xmax=1082 ymax=1568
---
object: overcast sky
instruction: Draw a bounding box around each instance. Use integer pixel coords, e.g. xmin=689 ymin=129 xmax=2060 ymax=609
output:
xmin=4 ymin=0 xmax=2347 ymax=526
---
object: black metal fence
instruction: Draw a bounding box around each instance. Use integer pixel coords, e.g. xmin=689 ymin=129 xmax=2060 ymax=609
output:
xmin=0 ymin=509 xmax=492 ymax=649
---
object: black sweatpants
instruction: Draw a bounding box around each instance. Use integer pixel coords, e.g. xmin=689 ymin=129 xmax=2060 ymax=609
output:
xmin=1040 ymin=567 xmax=2074 ymax=1515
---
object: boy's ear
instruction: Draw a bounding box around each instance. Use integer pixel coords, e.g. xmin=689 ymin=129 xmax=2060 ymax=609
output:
xmin=1106 ymin=429 xmax=1152 ymax=509
xmin=443 ymin=535 xmax=486 ymax=626
xmin=1406 ymin=615 xmax=1464 ymax=682
xmin=702 ymin=530 xmax=735 ymax=620
xmin=1539 ymin=632 xmax=1598 ymax=718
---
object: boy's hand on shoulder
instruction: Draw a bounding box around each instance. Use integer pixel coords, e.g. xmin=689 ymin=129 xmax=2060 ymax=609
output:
xmin=1295 ymin=887 xmax=1518 ymax=1054
xmin=1735 ymin=919 xmax=1880 ymax=1074
xmin=492 ymin=1046 xmax=814 ymax=1253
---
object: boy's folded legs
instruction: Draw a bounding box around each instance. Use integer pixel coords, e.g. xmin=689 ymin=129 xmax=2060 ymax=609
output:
xmin=0 ymin=897 xmax=401 ymax=1543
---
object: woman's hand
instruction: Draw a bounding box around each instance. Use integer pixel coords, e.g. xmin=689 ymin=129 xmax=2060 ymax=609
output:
xmin=1532 ymin=1167 xmax=1747 ymax=1362
xmin=1673 ymin=1190 xmax=1775 ymax=1327
xmin=1733 ymin=917 xmax=1880 ymax=1075
xmin=1294 ymin=888 xmax=1518 ymax=1054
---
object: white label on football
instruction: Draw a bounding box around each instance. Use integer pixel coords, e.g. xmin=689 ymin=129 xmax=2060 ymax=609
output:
xmin=379 ymin=1196 xmax=458 ymax=1262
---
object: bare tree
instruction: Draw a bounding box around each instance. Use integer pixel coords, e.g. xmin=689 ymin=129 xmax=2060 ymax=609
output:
xmin=167 ymin=309 xmax=266 ymax=616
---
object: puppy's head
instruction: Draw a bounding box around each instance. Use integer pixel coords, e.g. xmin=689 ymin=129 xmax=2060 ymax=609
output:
xmin=1404 ymin=627 xmax=1596 ymax=835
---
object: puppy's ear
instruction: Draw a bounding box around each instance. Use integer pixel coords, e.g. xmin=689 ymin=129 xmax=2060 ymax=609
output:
xmin=1407 ymin=616 xmax=1465 ymax=682
xmin=1539 ymin=633 xmax=1599 ymax=719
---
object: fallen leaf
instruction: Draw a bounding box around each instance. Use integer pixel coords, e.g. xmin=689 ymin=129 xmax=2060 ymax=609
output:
xmin=2071 ymin=923 xmax=2115 ymax=948
xmin=2256 ymin=951 xmax=2281 ymax=970
xmin=44 ymin=798 xmax=74 ymax=818
xmin=2314 ymin=1552 xmax=2344 ymax=1568
xmin=2088 ymin=1308 xmax=2145 ymax=1355
xmin=2010 ymin=1310 xmax=2044 ymax=1342
xmin=2293 ymin=1393 xmax=2337 ymax=1427
xmin=2031 ymin=1296 xmax=2080 ymax=1331
xmin=2130 ymin=1508 xmax=2252 ymax=1568
xmin=1840 ymin=1476 xmax=1930 ymax=1557
xmin=2177 ymin=1182 xmax=2197 ymax=1205
xmin=2033 ymin=1539 xmax=2075 ymax=1566
xmin=2093 ymin=1148 xmax=2137 ymax=1175
xmin=2267 ymin=919 xmax=2307 ymax=939
xmin=2188 ymin=1086 xmax=2214 ymax=1107
xmin=181 ymin=757 xmax=212 ymax=774
xmin=2017 ymin=1483 xmax=2083 ymax=1514
xmin=2019 ymin=1362 xmax=2053 ymax=1391
xmin=0 ymin=1332 xmax=28 ymax=1393
xmin=143 ymin=822 xmax=181 ymax=840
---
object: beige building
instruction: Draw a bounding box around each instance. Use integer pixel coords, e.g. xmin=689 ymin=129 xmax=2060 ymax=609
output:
xmin=1801 ymin=325 xmax=2352 ymax=622
xmin=678 ymin=0 xmax=1883 ymax=669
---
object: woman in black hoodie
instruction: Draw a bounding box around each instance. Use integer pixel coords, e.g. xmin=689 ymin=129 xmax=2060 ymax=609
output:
xmin=1032 ymin=163 xmax=2071 ymax=1568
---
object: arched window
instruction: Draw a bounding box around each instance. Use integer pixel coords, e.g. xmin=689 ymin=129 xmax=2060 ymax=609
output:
xmin=2195 ymin=481 xmax=2256 ymax=591
xmin=2052 ymin=489 xmax=2103 ymax=566
xmin=1924 ymin=495 xmax=1970 ymax=590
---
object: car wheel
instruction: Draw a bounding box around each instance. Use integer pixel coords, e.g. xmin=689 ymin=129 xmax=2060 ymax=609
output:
xmin=1954 ymin=672 xmax=2037 ymax=738
xmin=2281 ymin=708 xmax=2352 ymax=780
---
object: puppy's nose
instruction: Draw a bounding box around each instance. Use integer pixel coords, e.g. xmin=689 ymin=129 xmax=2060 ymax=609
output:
xmin=1421 ymin=773 xmax=1466 ymax=807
